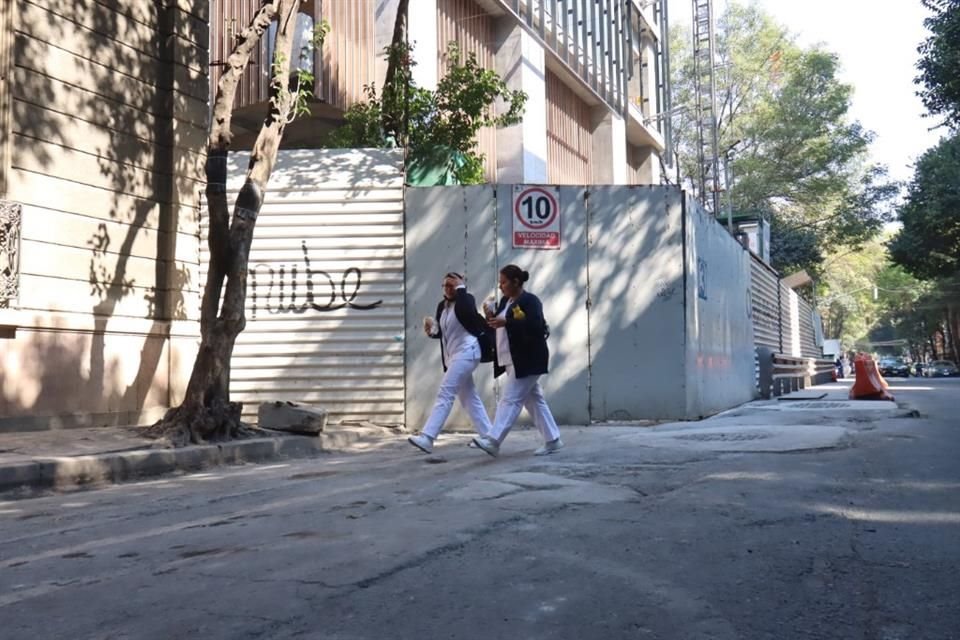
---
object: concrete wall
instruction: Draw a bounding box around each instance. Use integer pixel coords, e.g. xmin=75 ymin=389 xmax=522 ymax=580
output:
xmin=405 ymin=184 xmax=591 ymax=429
xmin=405 ymin=184 xmax=754 ymax=429
xmin=588 ymin=186 xmax=686 ymax=420
xmin=682 ymin=194 xmax=755 ymax=418
xmin=0 ymin=1 xmax=208 ymax=430
xmin=404 ymin=186 xmax=498 ymax=430
xmin=495 ymin=185 xmax=591 ymax=425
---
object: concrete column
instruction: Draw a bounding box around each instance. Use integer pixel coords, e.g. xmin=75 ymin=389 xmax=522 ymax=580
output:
xmin=628 ymin=144 xmax=663 ymax=185
xmin=374 ymin=0 xmax=402 ymax=88
xmin=590 ymin=108 xmax=628 ymax=185
xmin=493 ymin=21 xmax=547 ymax=183
xmin=408 ymin=0 xmax=438 ymax=90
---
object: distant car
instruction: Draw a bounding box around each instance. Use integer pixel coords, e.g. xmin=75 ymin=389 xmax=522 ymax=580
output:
xmin=879 ymin=358 xmax=911 ymax=377
xmin=925 ymin=360 xmax=959 ymax=377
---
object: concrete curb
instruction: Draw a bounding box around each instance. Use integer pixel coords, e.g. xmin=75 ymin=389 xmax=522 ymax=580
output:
xmin=0 ymin=430 xmax=371 ymax=496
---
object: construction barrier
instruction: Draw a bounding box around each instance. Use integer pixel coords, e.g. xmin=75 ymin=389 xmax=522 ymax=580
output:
xmin=849 ymin=355 xmax=894 ymax=401
xmin=757 ymin=348 xmax=837 ymax=398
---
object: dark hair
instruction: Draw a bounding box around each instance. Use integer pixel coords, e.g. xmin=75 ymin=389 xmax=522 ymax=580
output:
xmin=444 ymin=272 xmax=463 ymax=280
xmin=499 ymin=264 xmax=529 ymax=285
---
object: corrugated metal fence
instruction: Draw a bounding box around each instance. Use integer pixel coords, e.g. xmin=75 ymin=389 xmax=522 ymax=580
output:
xmin=749 ymin=254 xmax=780 ymax=352
xmin=797 ymin=294 xmax=821 ymax=358
xmin=749 ymin=252 xmax=825 ymax=392
xmin=201 ymin=149 xmax=406 ymax=425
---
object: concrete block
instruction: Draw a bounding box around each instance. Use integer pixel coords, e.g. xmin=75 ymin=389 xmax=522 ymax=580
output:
xmin=258 ymin=402 xmax=328 ymax=434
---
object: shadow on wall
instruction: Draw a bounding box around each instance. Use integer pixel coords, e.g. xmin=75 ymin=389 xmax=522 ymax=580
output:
xmin=3 ymin=3 xmax=207 ymax=424
xmin=220 ymin=148 xmax=406 ymax=424
xmin=0 ymin=315 xmax=172 ymax=426
xmin=404 ymin=184 xmax=689 ymax=428
xmin=579 ymin=187 xmax=688 ymax=421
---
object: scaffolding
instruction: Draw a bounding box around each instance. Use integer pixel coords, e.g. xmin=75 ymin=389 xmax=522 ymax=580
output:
xmin=691 ymin=0 xmax=720 ymax=213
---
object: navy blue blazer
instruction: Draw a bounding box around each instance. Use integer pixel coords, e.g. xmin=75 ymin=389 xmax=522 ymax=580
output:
xmin=431 ymin=288 xmax=494 ymax=370
xmin=493 ymin=290 xmax=550 ymax=379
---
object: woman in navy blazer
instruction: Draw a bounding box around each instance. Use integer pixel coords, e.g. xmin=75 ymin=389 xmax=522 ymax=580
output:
xmin=472 ymin=265 xmax=563 ymax=457
xmin=408 ymin=272 xmax=494 ymax=454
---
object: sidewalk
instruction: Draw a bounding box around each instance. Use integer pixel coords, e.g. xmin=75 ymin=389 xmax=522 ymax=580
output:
xmin=0 ymin=422 xmax=397 ymax=496
xmin=0 ymin=381 xmax=905 ymax=497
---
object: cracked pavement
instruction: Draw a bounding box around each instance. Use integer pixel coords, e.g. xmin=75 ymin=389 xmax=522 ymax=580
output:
xmin=1 ymin=378 xmax=958 ymax=639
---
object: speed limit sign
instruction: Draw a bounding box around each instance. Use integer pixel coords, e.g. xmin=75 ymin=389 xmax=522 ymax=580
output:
xmin=512 ymin=185 xmax=561 ymax=249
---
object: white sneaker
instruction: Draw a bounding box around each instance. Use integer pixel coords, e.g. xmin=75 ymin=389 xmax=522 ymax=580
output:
xmin=472 ymin=435 xmax=500 ymax=457
xmin=533 ymin=438 xmax=564 ymax=456
xmin=408 ymin=433 xmax=434 ymax=454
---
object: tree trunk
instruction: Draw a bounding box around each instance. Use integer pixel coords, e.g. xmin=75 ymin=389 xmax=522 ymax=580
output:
xmin=381 ymin=0 xmax=409 ymax=142
xmin=149 ymin=1 xmax=301 ymax=446
xmin=947 ymin=305 xmax=960 ymax=363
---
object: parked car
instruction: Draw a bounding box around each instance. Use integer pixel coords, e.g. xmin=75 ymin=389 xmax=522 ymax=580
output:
xmin=879 ymin=358 xmax=911 ymax=378
xmin=925 ymin=360 xmax=959 ymax=377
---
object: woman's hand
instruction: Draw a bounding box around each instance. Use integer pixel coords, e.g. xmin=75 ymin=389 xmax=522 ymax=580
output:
xmin=423 ymin=316 xmax=437 ymax=336
xmin=487 ymin=316 xmax=506 ymax=329
xmin=482 ymin=296 xmax=498 ymax=319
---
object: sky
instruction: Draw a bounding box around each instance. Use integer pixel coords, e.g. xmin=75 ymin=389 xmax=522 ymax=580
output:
xmin=668 ymin=0 xmax=944 ymax=185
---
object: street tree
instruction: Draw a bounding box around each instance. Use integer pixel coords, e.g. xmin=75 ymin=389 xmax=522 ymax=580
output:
xmin=149 ymin=1 xmax=316 ymax=445
xmin=889 ymin=134 xmax=960 ymax=281
xmin=888 ymin=133 xmax=960 ymax=362
xmin=670 ymin=3 xmax=898 ymax=275
xmin=817 ymin=240 xmax=957 ymax=361
xmin=916 ymin=0 xmax=960 ymax=129
xmin=870 ymin=270 xmax=952 ymax=362
xmin=818 ymin=239 xmax=886 ymax=348
xmin=880 ymin=0 xmax=960 ymax=363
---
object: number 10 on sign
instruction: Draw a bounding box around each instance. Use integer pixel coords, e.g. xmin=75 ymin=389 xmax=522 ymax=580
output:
xmin=512 ymin=185 xmax=561 ymax=249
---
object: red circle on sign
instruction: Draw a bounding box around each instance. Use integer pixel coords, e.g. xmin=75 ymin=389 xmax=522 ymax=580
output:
xmin=514 ymin=187 xmax=559 ymax=229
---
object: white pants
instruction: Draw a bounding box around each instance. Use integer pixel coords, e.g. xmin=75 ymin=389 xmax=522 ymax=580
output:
xmin=488 ymin=367 xmax=561 ymax=444
xmin=421 ymin=355 xmax=493 ymax=439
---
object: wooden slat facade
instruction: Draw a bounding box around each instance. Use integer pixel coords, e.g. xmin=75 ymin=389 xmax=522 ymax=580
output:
xmin=546 ymin=69 xmax=593 ymax=184
xmin=209 ymin=0 xmax=271 ymax=110
xmin=437 ymin=0 xmax=497 ymax=181
xmin=210 ymin=0 xmax=375 ymax=113
xmin=0 ymin=1 xmax=209 ymax=427
xmin=319 ymin=0 xmax=376 ymax=110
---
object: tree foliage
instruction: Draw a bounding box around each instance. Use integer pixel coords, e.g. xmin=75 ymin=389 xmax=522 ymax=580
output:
xmin=916 ymin=0 xmax=960 ymax=129
xmin=817 ymin=240 xmax=959 ymax=362
xmin=889 ymin=133 xmax=960 ymax=281
xmin=818 ymin=239 xmax=886 ymax=349
xmin=327 ymin=43 xmax=526 ymax=184
xmin=820 ymin=0 xmax=960 ymax=363
xmin=670 ymin=3 xmax=898 ymax=275
xmin=888 ymin=133 xmax=960 ymax=363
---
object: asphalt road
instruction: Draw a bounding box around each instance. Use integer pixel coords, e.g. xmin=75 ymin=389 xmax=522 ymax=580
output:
xmin=2 ymin=378 xmax=958 ymax=640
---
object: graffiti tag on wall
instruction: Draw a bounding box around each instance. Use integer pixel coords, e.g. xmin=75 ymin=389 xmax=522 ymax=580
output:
xmin=697 ymin=257 xmax=708 ymax=300
xmin=249 ymin=241 xmax=384 ymax=319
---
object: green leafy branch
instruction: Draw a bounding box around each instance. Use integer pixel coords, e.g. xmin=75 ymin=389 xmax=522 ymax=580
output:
xmin=326 ymin=41 xmax=527 ymax=184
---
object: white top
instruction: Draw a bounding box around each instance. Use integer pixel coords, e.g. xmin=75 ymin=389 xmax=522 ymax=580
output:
xmin=440 ymin=288 xmax=479 ymax=362
xmin=495 ymin=305 xmax=513 ymax=368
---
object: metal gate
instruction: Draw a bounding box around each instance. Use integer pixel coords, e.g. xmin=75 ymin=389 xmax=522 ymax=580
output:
xmin=200 ymin=149 xmax=406 ymax=425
